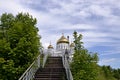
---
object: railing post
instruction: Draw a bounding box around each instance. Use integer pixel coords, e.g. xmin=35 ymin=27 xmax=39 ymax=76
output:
xmin=62 ymin=53 xmax=73 ymax=80
xmin=42 ymin=50 xmax=49 ymax=68
xmin=26 ymin=72 xmax=28 ymax=80
xmin=37 ymin=55 xmax=40 ymax=68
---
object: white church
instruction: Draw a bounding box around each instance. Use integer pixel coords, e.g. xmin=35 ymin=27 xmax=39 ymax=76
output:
xmin=47 ymin=34 xmax=75 ymax=61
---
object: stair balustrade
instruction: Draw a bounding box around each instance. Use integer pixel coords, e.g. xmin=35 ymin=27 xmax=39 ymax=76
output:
xmin=42 ymin=52 xmax=49 ymax=68
xmin=18 ymin=54 xmax=41 ymax=80
xmin=62 ymin=54 xmax=73 ymax=80
xmin=18 ymin=48 xmax=49 ymax=80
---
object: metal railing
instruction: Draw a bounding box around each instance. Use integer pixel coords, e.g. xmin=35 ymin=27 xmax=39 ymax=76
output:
xmin=42 ymin=52 xmax=49 ymax=68
xmin=62 ymin=54 xmax=73 ymax=80
xmin=18 ymin=54 xmax=41 ymax=80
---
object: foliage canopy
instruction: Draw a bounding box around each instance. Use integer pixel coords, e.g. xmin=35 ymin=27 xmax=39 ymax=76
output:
xmin=71 ymin=31 xmax=99 ymax=80
xmin=0 ymin=13 xmax=41 ymax=80
xmin=71 ymin=31 xmax=120 ymax=80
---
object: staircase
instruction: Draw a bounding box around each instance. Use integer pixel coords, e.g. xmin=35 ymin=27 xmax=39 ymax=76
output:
xmin=34 ymin=57 xmax=67 ymax=80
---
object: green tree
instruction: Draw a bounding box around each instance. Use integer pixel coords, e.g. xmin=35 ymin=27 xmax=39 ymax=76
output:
xmin=71 ymin=31 xmax=99 ymax=80
xmin=113 ymin=68 xmax=120 ymax=80
xmin=0 ymin=13 xmax=41 ymax=80
xmin=98 ymin=65 xmax=117 ymax=80
xmin=0 ymin=39 xmax=11 ymax=59
xmin=0 ymin=13 xmax=14 ymax=40
xmin=102 ymin=66 xmax=113 ymax=78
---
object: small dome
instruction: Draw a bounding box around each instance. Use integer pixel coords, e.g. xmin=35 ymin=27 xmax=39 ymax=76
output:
xmin=70 ymin=43 xmax=75 ymax=47
xmin=57 ymin=35 xmax=69 ymax=44
xmin=48 ymin=44 xmax=53 ymax=49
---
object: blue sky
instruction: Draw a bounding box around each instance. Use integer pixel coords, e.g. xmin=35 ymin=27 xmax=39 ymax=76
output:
xmin=0 ymin=0 xmax=120 ymax=68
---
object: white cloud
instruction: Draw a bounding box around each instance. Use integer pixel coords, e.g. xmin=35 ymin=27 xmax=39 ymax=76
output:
xmin=0 ymin=0 xmax=20 ymax=14
xmin=101 ymin=48 xmax=120 ymax=56
xmin=103 ymin=58 xmax=116 ymax=63
xmin=55 ymin=23 xmax=97 ymax=30
xmin=73 ymin=10 xmax=91 ymax=18
xmin=0 ymin=0 xmax=39 ymax=18
xmin=88 ymin=5 xmax=111 ymax=17
xmin=101 ymin=52 xmax=120 ymax=56
xmin=99 ymin=58 xmax=116 ymax=65
xmin=98 ymin=57 xmax=120 ymax=68
xmin=71 ymin=0 xmax=85 ymax=3
xmin=43 ymin=42 xmax=49 ymax=49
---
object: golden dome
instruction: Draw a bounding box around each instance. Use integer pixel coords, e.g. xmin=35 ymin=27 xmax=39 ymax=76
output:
xmin=57 ymin=35 xmax=69 ymax=44
xmin=48 ymin=44 xmax=53 ymax=49
xmin=70 ymin=43 xmax=75 ymax=47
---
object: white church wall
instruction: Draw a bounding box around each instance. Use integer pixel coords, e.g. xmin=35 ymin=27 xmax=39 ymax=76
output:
xmin=56 ymin=43 xmax=70 ymax=50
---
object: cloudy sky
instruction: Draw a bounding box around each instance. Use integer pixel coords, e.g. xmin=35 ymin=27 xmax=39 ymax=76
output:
xmin=0 ymin=0 xmax=120 ymax=68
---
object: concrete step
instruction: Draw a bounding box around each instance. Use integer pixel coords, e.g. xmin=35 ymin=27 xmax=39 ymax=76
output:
xmin=34 ymin=57 xmax=66 ymax=80
xmin=37 ymin=68 xmax=64 ymax=72
xmin=34 ymin=77 xmax=64 ymax=80
xmin=45 ymin=64 xmax=63 ymax=68
xmin=35 ymin=74 xmax=62 ymax=78
xmin=36 ymin=72 xmax=63 ymax=75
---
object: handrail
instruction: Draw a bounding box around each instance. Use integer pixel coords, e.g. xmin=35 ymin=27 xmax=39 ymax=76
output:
xmin=62 ymin=54 xmax=73 ymax=80
xmin=42 ymin=52 xmax=49 ymax=68
xmin=18 ymin=54 xmax=41 ymax=80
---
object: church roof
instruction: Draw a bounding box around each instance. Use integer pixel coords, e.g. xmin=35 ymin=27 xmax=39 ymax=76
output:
xmin=48 ymin=44 xmax=53 ymax=49
xmin=57 ymin=35 xmax=69 ymax=44
xmin=70 ymin=43 xmax=75 ymax=47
